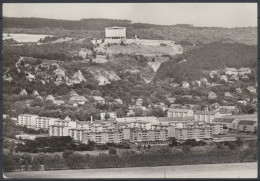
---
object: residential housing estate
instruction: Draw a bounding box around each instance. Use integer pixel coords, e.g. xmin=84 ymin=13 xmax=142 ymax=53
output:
xmin=16 ymin=106 xmax=257 ymax=145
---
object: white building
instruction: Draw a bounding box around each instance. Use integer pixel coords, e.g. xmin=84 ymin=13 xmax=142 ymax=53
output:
xmin=167 ymin=109 xmax=194 ymax=118
xmin=18 ymin=114 xmax=39 ymax=127
xmin=36 ymin=117 xmax=59 ymax=129
xmin=105 ymin=27 xmax=126 ymax=44
xmin=194 ymin=111 xmax=221 ymax=123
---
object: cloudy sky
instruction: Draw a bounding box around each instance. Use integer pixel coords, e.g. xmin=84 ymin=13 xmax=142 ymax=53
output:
xmin=3 ymin=3 xmax=257 ymax=27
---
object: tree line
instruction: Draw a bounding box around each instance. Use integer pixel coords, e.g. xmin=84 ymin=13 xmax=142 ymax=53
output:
xmin=3 ymin=140 xmax=257 ymax=172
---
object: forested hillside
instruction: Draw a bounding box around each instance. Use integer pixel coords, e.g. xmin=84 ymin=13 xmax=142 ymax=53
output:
xmin=154 ymin=42 xmax=257 ymax=82
xmin=3 ymin=17 xmax=159 ymax=30
xmin=3 ymin=17 xmax=257 ymax=45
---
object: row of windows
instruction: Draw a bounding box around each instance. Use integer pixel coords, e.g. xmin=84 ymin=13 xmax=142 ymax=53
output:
xmin=105 ymin=37 xmax=125 ymax=39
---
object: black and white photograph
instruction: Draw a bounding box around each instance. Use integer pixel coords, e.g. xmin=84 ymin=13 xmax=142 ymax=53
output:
xmin=2 ymin=2 xmax=258 ymax=179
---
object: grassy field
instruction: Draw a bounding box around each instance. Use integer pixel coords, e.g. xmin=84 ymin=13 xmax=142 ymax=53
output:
xmin=4 ymin=162 xmax=257 ymax=179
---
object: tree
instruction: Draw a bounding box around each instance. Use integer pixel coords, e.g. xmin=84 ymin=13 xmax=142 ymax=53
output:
xmin=109 ymin=148 xmax=117 ymax=155
xmin=104 ymin=113 xmax=110 ymax=120
xmin=66 ymin=153 xmax=86 ymax=169
xmin=62 ymin=150 xmax=74 ymax=159
xmin=169 ymin=138 xmax=178 ymax=147
xmin=92 ymin=51 xmax=96 ymax=58
xmin=235 ymin=138 xmax=243 ymax=147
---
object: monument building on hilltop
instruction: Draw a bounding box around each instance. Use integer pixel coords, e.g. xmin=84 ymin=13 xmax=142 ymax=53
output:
xmin=105 ymin=27 xmax=126 ymax=44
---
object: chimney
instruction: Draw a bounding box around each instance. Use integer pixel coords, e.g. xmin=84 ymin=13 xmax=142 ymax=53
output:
xmin=91 ymin=115 xmax=93 ymax=123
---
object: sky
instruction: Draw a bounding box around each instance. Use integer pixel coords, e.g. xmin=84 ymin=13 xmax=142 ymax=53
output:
xmin=3 ymin=3 xmax=257 ymax=27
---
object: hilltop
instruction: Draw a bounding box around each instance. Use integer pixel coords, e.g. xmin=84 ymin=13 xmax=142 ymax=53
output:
xmin=3 ymin=17 xmax=257 ymax=45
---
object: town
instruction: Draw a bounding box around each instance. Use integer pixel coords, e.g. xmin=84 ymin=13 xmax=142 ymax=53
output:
xmin=2 ymin=13 xmax=257 ymax=177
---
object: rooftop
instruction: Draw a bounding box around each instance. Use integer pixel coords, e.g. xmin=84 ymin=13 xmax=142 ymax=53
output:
xmin=195 ymin=111 xmax=217 ymax=115
xmin=158 ymin=117 xmax=194 ymax=122
xmin=168 ymin=109 xmax=193 ymax=112
xmin=238 ymin=120 xmax=256 ymax=125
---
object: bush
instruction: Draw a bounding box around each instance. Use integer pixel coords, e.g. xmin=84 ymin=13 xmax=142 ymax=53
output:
xmin=109 ymin=148 xmax=117 ymax=155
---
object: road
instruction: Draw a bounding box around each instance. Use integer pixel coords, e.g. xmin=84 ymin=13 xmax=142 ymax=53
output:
xmin=4 ymin=162 xmax=257 ymax=179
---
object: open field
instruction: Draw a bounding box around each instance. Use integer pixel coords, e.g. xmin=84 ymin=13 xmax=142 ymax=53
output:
xmin=3 ymin=33 xmax=52 ymax=42
xmin=4 ymin=162 xmax=257 ymax=179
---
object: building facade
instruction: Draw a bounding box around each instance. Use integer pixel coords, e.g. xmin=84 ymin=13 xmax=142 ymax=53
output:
xmin=105 ymin=27 xmax=126 ymax=44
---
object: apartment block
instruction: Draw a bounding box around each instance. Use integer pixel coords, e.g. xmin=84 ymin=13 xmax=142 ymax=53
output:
xmin=175 ymin=126 xmax=213 ymax=140
xmin=18 ymin=114 xmax=39 ymax=127
xmin=167 ymin=109 xmax=194 ymax=118
xmin=194 ymin=111 xmax=221 ymax=123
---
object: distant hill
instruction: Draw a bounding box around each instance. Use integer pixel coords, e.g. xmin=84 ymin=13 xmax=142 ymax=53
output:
xmin=154 ymin=42 xmax=257 ymax=82
xmin=3 ymin=17 xmax=257 ymax=45
xmin=3 ymin=17 xmax=160 ymax=30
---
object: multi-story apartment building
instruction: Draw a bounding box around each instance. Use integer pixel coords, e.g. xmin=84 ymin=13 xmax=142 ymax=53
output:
xmin=82 ymin=129 xmax=124 ymax=144
xmin=49 ymin=119 xmax=77 ymax=137
xmin=151 ymin=125 xmax=176 ymax=138
xmin=167 ymin=109 xmax=194 ymax=118
xmin=36 ymin=117 xmax=59 ymax=129
xmin=194 ymin=111 xmax=221 ymax=123
xmin=130 ymin=129 xmax=168 ymax=143
xmin=116 ymin=117 xmax=159 ymax=124
xmin=68 ymin=128 xmax=85 ymax=141
xmin=175 ymin=126 xmax=213 ymax=140
xmin=49 ymin=125 xmax=72 ymax=137
xmin=18 ymin=114 xmax=39 ymax=127
xmin=76 ymin=121 xmax=91 ymax=130
xmin=128 ymin=121 xmax=152 ymax=130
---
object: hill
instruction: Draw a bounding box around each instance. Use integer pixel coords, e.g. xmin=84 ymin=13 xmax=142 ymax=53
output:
xmin=3 ymin=17 xmax=257 ymax=45
xmin=154 ymin=42 xmax=257 ymax=82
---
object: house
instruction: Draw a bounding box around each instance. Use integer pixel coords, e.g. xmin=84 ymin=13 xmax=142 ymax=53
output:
xmin=220 ymin=75 xmax=228 ymax=82
xmin=127 ymin=109 xmax=135 ymax=117
xmin=238 ymin=68 xmax=251 ymax=75
xmin=195 ymin=80 xmax=201 ymax=87
xmin=225 ymin=68 xmax=238 ymax=76
xmin=181 ymin=95 xmax=192 ymax=99
xmin=210 ymin=103 xmax=220 ymax=110
xmin=224 ymin=92 xmax=232 ymax=97
xmin=93 ymin=96 xmax=105 ymax=104
xmin=46 ymin=95 xmax=55 ymax=101
xmin=182 ymin=81 xmax=190 ymax=89
xmin=36 ymin=95 xmax=43 ymax=100
xmin=69 ymin=95 xmax=88 ymax=105
xmin=218 ymin=108 xmax=232 ymax=117
xmin=167 ymin=97 xmax=176 ymax=104
xmin=238 ymin=100 xmax=247 ymax=105
xmin=208 ymin=91 xmax=217 ymax=99
xmin=53 ymin=100 xmax=65 ymax=106
xmin=69 ymin=90 xmax=78 ymax=97
xmin=236 ymin=88 xmax=242 ymax=94
xmin=136 ymin=98 xmax=143 ymax=106
xmin=167 ymin=109 xmax=194 ymax=118
xmin=247 ymin=86 xmax=256 ymax=94
xmin=237 ymin=120 xmax=257 ymax=132
xmin=241 ymin=75 xmax=249 ymax=81
xmin=19 ymin=89 xmax=28 ymax=96
xmin=115 ymin=98 xmax=123 ymax=104
xmin=201 ymin=78 xmax=208 ymax=83
xmin=210 ymin=70 xmax=220 ymax=78
xmin=230 ymin=75 xmax=239 ymax=81
xmin=32 ymin=90 xmax=39 ymax=96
